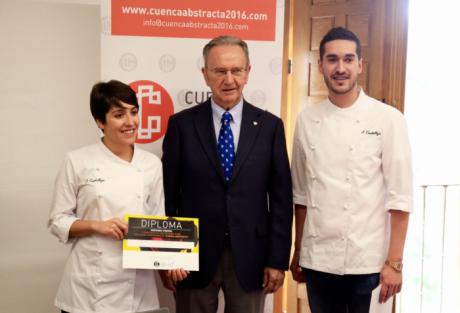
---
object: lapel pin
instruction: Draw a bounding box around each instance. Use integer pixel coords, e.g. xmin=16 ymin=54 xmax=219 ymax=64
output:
xmin=253 ymin=121 xmax=258 ymax=126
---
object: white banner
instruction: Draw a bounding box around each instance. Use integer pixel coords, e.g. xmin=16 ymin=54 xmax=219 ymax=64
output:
xmin=101 ymin=0 xmax=285 ymax=155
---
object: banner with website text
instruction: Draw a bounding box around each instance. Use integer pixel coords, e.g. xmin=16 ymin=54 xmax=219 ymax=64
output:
xmin=101 ymin=0 xmax=285 ymax=155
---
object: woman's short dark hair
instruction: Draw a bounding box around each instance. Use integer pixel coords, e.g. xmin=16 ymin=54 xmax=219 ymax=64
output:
xmin=90 ymin=80 xmax=138 ymax=123
xmin=319 ymin=27 xmax=362 ymax=60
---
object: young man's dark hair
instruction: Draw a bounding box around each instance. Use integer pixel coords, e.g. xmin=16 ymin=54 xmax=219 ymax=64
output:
xmin=319 ymin=27 xmax=362 ymax=60
xmin=90 ymin=80 xmax=138 ymax=123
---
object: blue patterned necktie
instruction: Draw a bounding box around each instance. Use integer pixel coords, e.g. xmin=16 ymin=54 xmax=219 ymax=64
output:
xmin=218 ymin=111 xmax=235 ymax=183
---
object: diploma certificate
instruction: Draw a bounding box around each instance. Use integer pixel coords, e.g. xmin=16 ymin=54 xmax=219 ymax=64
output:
xmin=123 ymin=214 xmax=199 ymax=271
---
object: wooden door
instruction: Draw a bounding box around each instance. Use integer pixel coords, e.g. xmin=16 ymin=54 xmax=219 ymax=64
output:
xmin=285 ymin=0 xmax=386 ymax=144
xmin=280 ymin=0 xmax=409 ymax=312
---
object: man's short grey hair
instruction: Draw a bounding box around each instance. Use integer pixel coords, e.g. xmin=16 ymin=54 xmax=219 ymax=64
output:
xmin=202 ymin=35 xmax=250 ymax=68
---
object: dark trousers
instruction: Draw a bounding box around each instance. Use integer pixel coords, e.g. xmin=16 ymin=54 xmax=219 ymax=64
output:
xmin=175 ymin=245 xmax=265 ymax=313
xmin=303 ymin=268 xmax=379 ymax=313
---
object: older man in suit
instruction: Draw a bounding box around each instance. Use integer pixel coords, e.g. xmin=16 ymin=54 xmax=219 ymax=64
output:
xmin=161 ymin=35 xmax=293 ymax=313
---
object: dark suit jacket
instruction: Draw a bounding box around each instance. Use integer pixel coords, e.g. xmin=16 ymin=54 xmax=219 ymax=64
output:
xmin=162 ymin=99 xmax=293 ymax=292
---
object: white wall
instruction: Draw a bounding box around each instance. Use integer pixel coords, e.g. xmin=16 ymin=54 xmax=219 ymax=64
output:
xmin=0 ymin=1 xmax=100 ymax=312
xmin=0 ymin=1 xmax=273 ymax=312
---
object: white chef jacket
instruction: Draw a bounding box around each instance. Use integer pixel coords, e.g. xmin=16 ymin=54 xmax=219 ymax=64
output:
xmin=48 ymin=141 xmax=164 ymax=313
xmin=291 ymin=90 xmax=412 ymax=275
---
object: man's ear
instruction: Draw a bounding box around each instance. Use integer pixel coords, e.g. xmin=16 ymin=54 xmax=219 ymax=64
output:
xmin=318 ymin=58 xmax=324 ymax=75
xmin=202 ymin=67 xmax=210 ymax=87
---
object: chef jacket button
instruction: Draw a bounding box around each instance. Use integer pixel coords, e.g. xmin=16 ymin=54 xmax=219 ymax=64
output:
xmin=341 ymin=236 xmax=345 ymax=241
xmin=311 ymin=175 xmax=316 ymax=180
xmin=310 ymin=144 xmax=315 ymax=150
xmin=137 ymin=169 xmax=142 ymax=173
xmin=349 ymin=146 xmax=354 ymax=151
xmin=137 ymin=195 xmax=141 ymax=199
xmin=95 ymin=168 xmax=100 ymax=171
xmin=98 ymin=251 xmax=102 ymax=255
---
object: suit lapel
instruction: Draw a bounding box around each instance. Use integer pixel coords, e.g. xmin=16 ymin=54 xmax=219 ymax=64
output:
xmin=231 ymin=101 xmax=262 ymax=182
xmin=193 ymin=100 xmax=225 ymax=182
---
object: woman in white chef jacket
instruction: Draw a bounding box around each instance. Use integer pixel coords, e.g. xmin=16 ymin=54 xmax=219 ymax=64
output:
xmin=48 ymin=80 xmax=187 ymax=313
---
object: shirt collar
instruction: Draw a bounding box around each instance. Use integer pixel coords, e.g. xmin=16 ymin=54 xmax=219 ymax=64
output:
xmin=325 ymin=88 xmax=366 ymax=115
xmin=97 ymin=139 xmax=138 ymax=165
xmin=211 ymin=98 xmax=243 ymax=124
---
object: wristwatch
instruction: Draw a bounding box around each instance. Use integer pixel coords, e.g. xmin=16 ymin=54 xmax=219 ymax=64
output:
xmin=385 ymin=260 xmax=403 ymax=272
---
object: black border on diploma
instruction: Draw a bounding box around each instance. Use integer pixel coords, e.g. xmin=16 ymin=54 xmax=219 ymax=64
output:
xmin=122 ymin=214 xmax=199 ymax=271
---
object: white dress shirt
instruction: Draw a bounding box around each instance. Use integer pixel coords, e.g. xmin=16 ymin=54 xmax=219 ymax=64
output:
xmin=291 ymin=90 xmax=412 ymax=275
xmin=48 ymin=141 xmax=164 ymax=313
xmin=211 ymin=98 xmax=243 ymax=152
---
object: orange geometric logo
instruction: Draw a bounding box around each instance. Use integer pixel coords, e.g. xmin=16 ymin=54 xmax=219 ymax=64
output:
xmin=129 ymin=80 xmax=174 ymax=144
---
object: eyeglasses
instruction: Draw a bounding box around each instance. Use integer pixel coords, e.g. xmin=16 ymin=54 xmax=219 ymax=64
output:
xmin=207 ymin=67 xmax=248 ymax=78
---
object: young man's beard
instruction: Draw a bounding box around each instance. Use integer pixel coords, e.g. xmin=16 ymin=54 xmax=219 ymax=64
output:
xmin=324 ymin=76 xmax=358 ymax=95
